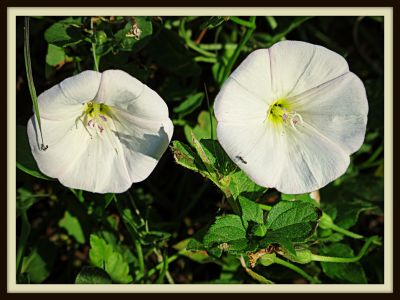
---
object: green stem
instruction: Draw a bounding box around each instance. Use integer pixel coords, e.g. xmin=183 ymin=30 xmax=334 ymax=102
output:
xmin=199 ymin=43 xmax=223 ymax=50
xmin=225 ymin=194 xmax=240 ymax=215
xmin=179 ymin=17 xmax=216 ymax=58
xmin=230 ymin=16 xmax=257 ymax=28
xmin=328 ymin=223 xmax=364 ymax=239
xmin=259 ymin=204 xmax=272 ymax=211
xmin=203 ymin=82 xmax=214 ymax=140
xmin=311 ymin=236 xmax=378 ymax=263
xmin=90 ymin=17 xmax=99 ymax=71
xmin=137 ymin=254 xmax=178 ymax=281
xmin=187 ymin=40 xmax=217 ymax=57
xmin=154 ymin=249 xmax=174 ymax=284
xmin=113 ymin=195 xmax=146 ymax=280
xmin=274 ymin=257 xmax=320 ymax=284
xmin=319 ymin=212 xmax=364 ymax=239
xmin=222 ymin=16 xmax=256 ymax=84
xmin=240 ymin=256 xmax=273 ymax=284
xmin=16 ymin=211 xmax=31 ymax=275
xmin=134 ymin=239 xmax=145 ymax=277
xmin=194 ymin=56 xmax=217 ymax=63
xmin=265 ymin=16 xmax=278 ymax=30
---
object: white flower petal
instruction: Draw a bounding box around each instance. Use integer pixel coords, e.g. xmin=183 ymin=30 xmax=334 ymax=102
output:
xmin=216 ymin=120 xmax=271 ymax=165
xmin=217 ymin=121 xmax=284 ymax=186
xmin=59 ymin=132 xmax=132 ymax=194
xmin=27 ymin=116 xmax=90 ymax=179
xmin=290 ymin=72 xmax=368 ymax=153
xmin=276 ymin=124 xmax=350 ymax=194
xmin=38 ymin=70 xmax=102 ymax=119
xmin=215 ymin=41 xmax=368 ymax=193
xmin=28 ymin=115 xmax=132 ymax=193
xmin=96 ymin=70 xmax=169 ymax=120
xmin=214 ymin=77 xmax=268 ymax=123
xmin=228 ymin=49 xmax=273 ymax=103
xmin=269 ymin=40 xmax=349 ymax=98
xmin=27 ymin=69 xmax=173 ymax=193
xmin=111 ymin=108 xmax=174 ymax=182
xmin=218 ymin=120 xmax=350 ymax=194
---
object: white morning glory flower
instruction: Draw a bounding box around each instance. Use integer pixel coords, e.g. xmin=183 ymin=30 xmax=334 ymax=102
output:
xmin=214 ymin=40 xmax=368 ymax=194
xmin=27 ymin=70 xmax=174 ymax=193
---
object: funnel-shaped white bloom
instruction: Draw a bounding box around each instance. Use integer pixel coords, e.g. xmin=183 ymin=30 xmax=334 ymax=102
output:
xmin=27 ymin=70 xmax=173 ymax=193
xmin=215 ymin=41 xmax=368 ymax=194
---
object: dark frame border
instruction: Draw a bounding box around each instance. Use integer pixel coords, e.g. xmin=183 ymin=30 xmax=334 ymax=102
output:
xmin=1 ymin=0 xmax=398 ymax=297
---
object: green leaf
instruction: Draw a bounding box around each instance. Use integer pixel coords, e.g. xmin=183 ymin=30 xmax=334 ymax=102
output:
xmin=171 ymin=140 xmax=206 ymax=174
xmin=114 ymin=17 xmax=153 ymax=52
xmin=173 ymin=137 xmax=265 ymax=201
xmin=21 ymin=240 xmax=57 ymax=283
xmin=174 ymin=239 xmax=222 ymax=265
xmin=89 ymin=234 xmax=133 ymax=283
xmin=264 ymin=200 xmax=321 ymax=250
xmin=186 ymin=238 xmax=207 ymax=251
xmin=44 ymin=20 xmax=83 ymax=47
xmin=320 ymin=243 xmax=367 ymax=283
xmin=16 ymin=125 xmax=53 ymax=180
xmin=199 ymin=139 xmax=238 ymax=177
xmin=173 ymin=92 xmax=204 ymax=117
xmin=184 ymin=111 xmax=217 ymax=146
xmin=229 ymin=171 xmax=267 ymax=200
xmin=332 ymin=200 xmax=375 ymax=229
xmin=75 ymin=266 xmax=112 ymax=284
xmin=281 ymin=193 xmax=318 ymax=206
xmin=16 ymin=187 xmax=39 ymax=215
xmin=252 ymin=223 xmax=267 ymax=237
xmin=260 ymin=234 xmax=295 ymax=255
xmin=58 ymin=211 xmax=85 ymax=244
xmin=46 ymin=44 xmax=66 ymax=66
xmin=105 ymin=252 xmax=133 ymax=284
xmin=321 ymin=177 xmax=381 ymax=229
xmin=89 ymin=235 xmax=113 ymax=268
xmin=99 ymin=231 xmax=136 ymax=265
xmin=238 ymin=196 xmax=264 ymax=227
xmin=203 ymin=215 xmax=247 ymax=253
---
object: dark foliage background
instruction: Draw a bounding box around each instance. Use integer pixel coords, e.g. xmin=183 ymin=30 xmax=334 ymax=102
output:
xmin=16 ymin=16 xmax=384 ymax=284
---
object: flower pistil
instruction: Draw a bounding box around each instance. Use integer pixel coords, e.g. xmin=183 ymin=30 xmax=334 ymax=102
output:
xmin=76 ymin=101 xmax=113 ymax=137
xmin=267 ymin=99 xmax=303 ymax=129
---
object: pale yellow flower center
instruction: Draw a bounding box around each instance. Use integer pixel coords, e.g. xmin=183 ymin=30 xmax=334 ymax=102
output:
xmin=267 ymin=99 xmax=303 ymax=129
xmin=75 ymin=101 xmax=113 ymax=138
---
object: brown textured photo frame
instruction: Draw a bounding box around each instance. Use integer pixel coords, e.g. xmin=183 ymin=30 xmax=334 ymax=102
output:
xmin=2 ymin=0 xmax=398 ymax=295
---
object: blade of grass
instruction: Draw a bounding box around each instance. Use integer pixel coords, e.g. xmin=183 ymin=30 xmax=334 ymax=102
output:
xmin=16 ymin=211 xmax=31 ymax=275
xmin=230 ymin=16 xmax=257 ymax=29
xmin=221 ymin=16 xmax=257 ymax=84
xmin=24 ymin=17 xmax=47 ymax=151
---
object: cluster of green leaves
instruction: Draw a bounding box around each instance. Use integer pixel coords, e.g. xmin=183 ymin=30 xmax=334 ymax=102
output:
xmin=172 ymin=130 xmax=381 ymax=284
xmin=16 ymin=15 xmax=384 ymax=284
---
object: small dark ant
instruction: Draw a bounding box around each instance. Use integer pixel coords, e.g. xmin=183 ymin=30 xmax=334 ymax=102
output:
xmin=235 ymin=155 xmax=247 ymax=164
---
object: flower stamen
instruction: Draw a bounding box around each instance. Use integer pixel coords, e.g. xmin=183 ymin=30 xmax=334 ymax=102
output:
xmin=76 ymin=101 xmax=113 ymax=138
xmin=267 ymin=100 xmax=303 ymax=130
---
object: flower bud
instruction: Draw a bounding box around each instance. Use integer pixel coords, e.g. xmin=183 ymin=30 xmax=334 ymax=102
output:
xmin=259 ymin=253 xmax=276 ymax=266
xmin=282 ymin=248 xmax=313 ymax=264
xmin=319 ymin=212 xmax=334 ymax=229
xmin=95 ymin=31 xmax=107 ymax=44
